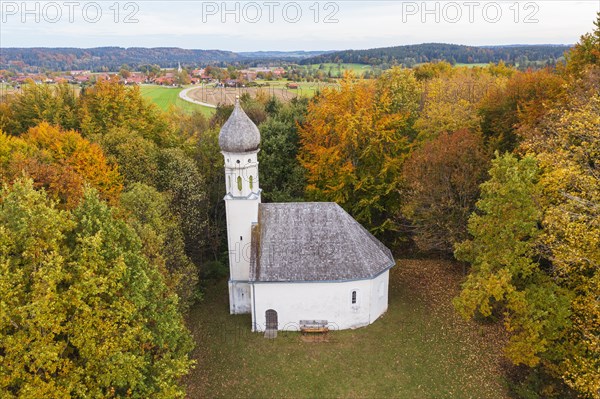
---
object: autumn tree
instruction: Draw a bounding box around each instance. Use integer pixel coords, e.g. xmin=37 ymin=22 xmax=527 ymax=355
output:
xmin=565 ymin=12 xmax=600 ymax=77
xmin=85 ymin=100 xmax=211 ymax=271
xmin=79 ymin=76 xmax=172 ymax=145
xmin=0 ymin=123 xmax=122 ymax=208
xmin=240 ymin=93 xmax=268 ymax=126
xmin=154 ymin=148 xmax=208 ymax=265
xmin=0 ymin=81 xmax=79 ymax=135
xmin=414 ymin=66 xmax=502 ymax=140
xmin=96 ymin=127 xmax=160 ymax=186
xmin=191 ymin=125 xmax=227 ymax=264
xmin=95 ymin=128 xmax=209 ymax=268
xmin=168 ymin=108 xmax=211 ymax=145
xmin=210 ymin=103 xmax=234 ymax=128
xmin=120 ymin=183 xmax=198 ymax=311
xmin=0 ymin=180 xmax=193 ymax=398
xmin=402 ymin=129 xmax=490 ymax=253
xmin=478 ymin=69 xmax=565 ymax=152
xmin=507 ymin=26 xmax=600 ymax=395
xmin=299 ymin=69 xmax=421 ymax=236
xmin=456 ymin=106 xmax=600 ymax=397
xmin=412 ymin=61 xmax=453 ymax=81
xmin=168 ymin=109 xmax=224 ymax=261
xmin=119 ymin=67 xmax=131 ymax=79
xmin=523 ymin=90 xmax=600 ymax=398
xmin=455 ymin=20 xmax=600 ymax=396
xmin=454 ymin=153 xmax=571 ymax=372
xmin=175 ymin=69 xmax=191 ymax=86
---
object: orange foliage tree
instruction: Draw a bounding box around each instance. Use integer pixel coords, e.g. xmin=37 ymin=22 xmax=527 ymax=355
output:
xmin=402 ymin=129 xmax=490 ymax=253
xmin=479 ymin=68 xmax=566 ymax=152
xmin=0 ymin=122 xmax=122 ymax=208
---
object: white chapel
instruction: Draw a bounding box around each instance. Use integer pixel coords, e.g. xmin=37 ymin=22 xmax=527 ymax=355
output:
xmin=220 ymin=97 xmax=395 ymax=332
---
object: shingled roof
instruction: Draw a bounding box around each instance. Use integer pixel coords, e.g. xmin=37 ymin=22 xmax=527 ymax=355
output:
xmin=250 ymin=202 xmax=395 ymax=282
xmin=219 ymin=97 xmax=260 ymax=153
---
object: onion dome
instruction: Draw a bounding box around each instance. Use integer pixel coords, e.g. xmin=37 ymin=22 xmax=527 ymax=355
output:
xmin=219 ymin=96 xmax=260 ymax=153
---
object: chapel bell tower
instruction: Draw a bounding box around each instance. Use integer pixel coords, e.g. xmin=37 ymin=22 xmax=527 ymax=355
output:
xmin=219 ymin=96 xmax=261 ymax=314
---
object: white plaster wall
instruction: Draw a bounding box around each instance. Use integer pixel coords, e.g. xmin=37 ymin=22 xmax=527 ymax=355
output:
xmin=368 ymin=270 xmax=389 ymax=323
xmin=224 ymin=199 xmax=258 ymax=282
xmin=252 ymin=274 xmax=390 ymax=331
xmin=229 ymin=281 xmax=251 ymax=314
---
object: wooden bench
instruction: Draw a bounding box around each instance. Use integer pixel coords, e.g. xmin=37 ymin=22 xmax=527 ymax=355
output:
xmin=300 ymin=320 xmax=329 ymax=335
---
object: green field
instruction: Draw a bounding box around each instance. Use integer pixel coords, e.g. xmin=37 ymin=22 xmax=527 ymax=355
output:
xmin=139 ymin=85 xmax=215 ymax=116
xmin=299 ymin=63 xmax=377 ymax=77
xmin=184 ymin=259 xmax=509 ymax=398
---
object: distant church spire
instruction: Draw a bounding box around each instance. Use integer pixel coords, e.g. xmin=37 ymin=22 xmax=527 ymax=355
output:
xmin=177 ymin=62 xmax=182 ymax=73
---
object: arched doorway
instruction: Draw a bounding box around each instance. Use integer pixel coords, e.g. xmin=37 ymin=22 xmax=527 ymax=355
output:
xmin=265 ymin=309 xmax=278 ymax=330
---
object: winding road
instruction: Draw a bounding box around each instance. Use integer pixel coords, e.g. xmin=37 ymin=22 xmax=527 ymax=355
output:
xmin=178 ymin=87 xmax=217 ymax=108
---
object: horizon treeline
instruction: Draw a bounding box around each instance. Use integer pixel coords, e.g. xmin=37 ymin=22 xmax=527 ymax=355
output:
xmin=300 ymin=42 xmax=570 ymax=68
xmin=1 ymin=43 xmax=571 ymax=72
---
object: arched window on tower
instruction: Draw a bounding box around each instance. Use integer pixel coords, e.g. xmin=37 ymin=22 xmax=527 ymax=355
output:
xmin=249 ymin=175 xmax=253 ymax=190
xmin=237 ymin=176 xmax=242 ymax=192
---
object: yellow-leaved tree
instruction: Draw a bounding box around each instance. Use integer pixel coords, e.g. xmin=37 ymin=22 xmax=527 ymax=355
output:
xmin=526 ymin=91 xmax=600 ymax=398
xmin=298 ymin=69 xmax=421 ymax=236
xmin=0 ymin=179 xmax=193 ymax=398
xmin=456 ymin=17 xmax=600 ymax=397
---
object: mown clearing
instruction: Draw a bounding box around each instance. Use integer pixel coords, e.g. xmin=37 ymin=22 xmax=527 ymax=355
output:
xmin=184 ymin=259 xmax=510 ymax=399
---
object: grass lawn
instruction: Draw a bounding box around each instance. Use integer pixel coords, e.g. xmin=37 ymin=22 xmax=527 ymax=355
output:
xmin=184 ymin=259 xmax=509 ymax=398
xmin=293 ymin=81 xmax=338 ymax=96
xmin=139 ymin=84 xmax=215 ymax=116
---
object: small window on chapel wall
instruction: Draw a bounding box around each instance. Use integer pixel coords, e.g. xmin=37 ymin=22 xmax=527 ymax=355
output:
xmin=351 ymin=290 xmax=357 ymax=304
xmin=237 ymin=176 xmax=242 ymax=191
xmin=249 ymin=175 xmax=253 ymax=190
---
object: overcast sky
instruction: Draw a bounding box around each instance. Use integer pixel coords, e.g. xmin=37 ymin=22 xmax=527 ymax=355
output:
xmin=1 ymin=1 xmax=598 ymax=50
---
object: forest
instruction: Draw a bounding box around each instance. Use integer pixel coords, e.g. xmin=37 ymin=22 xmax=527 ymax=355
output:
xmin=0 ymin=47 xmax=242 ymax=72
xmin=0 ymin=14 xmax=598 ymax=399
xmin=299 ymin=43 xmax=570 ymax=67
